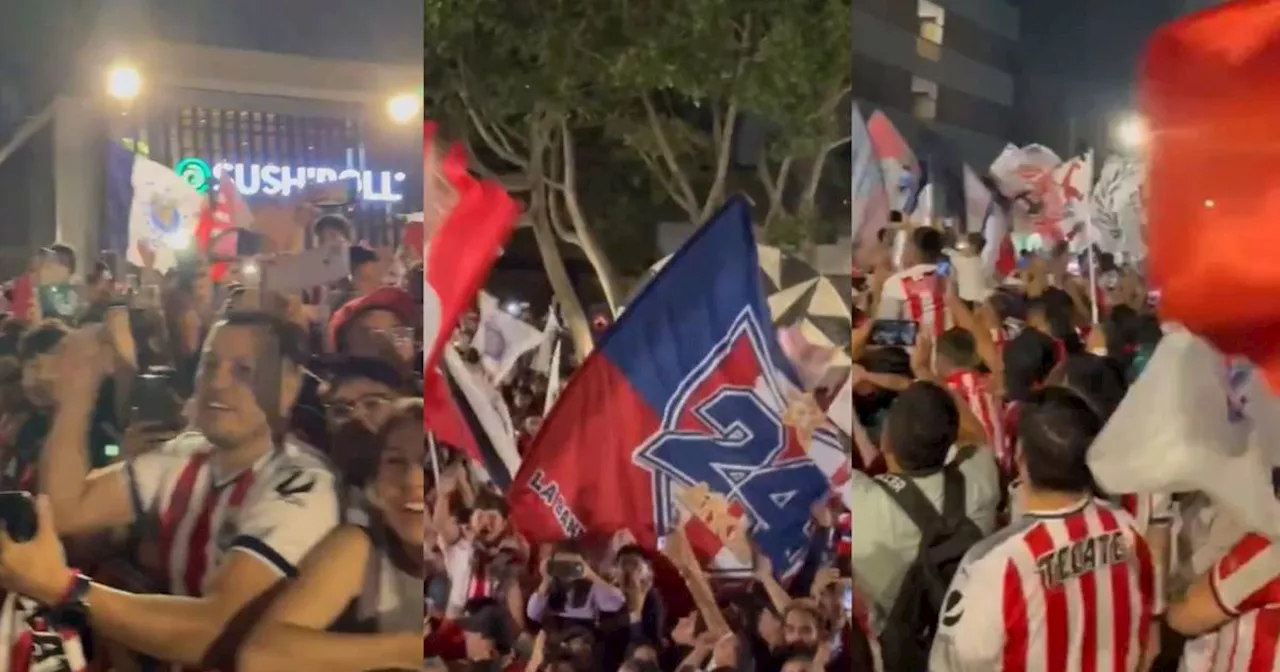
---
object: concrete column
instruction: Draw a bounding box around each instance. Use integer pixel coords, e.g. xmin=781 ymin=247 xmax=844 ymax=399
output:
xmin=51 ymin=95 xmax=105 ymax=267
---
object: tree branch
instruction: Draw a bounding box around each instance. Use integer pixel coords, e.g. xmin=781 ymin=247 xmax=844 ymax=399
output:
xmin=699 ymin=102 xmax=738 ymax=223
xmin=456 ymin=75 xmax=528 ymax=170
xmin=640 ymin=93 xmax=699 ymax=218
xmin=547 ymin=188 xmax=582 ymax=247
xmin=696 ymin=15 xmax=752 ymax=223
xmin=814 ymin=83 xmax=853 ymax=121
xmin=757 ymin=156 xmax=793 ymax=226
xmin=463 ymin=140 xmax=531 ymax=192
xmin=544 ymin=122 xmax=581 ymax=246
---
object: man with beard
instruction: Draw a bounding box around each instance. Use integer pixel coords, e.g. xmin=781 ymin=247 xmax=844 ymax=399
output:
xmin=778 ymin=601 xmax=829 ymax=662
xmin=0 ymin=312 xmax=344 ymax=670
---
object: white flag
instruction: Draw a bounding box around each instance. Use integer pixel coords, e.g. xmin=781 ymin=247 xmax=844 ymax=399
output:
xmin=442 ymin=347 xmax=523 ymax=482
xmin=531 ymin=305 xmax=561 ymax=375
xmin=1088 ymin=331 xmax=1280 ymax=540
xmin=472 ymin=293 xmax=544 ymax=383
xmin=1055 ymin=151 xmax=1094 ymax=251
xmin=1090 ymin=155 xmax=1147 ymax=259
xmin=124 ymin=153 xmax=205 ymax=273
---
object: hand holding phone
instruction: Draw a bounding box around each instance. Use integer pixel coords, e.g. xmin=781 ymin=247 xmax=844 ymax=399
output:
xmin=130 ymin=367 xmax=185 ymax=432
xmin=303 ymin=178 xmax=359 ymax=208
xmin=547 ymin=555 xmax=585 ymax=581
xmin=261 ymin=243 xmax=351 ymax=294
xmin=0 ymin=491 xmax=37 ymax=543
xmin=869 ymin=319 xmax=919 ymax=348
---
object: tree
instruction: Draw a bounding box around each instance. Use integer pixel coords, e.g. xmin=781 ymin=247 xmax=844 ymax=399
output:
xmin=427 ymin=0 xmax=680 ymax=348
xmin=582 ymin=0 xmax=852 ymax=240
xmin=425 ymin=0 xmax=851 ymax=356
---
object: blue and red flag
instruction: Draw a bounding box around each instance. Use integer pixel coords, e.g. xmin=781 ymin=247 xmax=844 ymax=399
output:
xmin=506 ymin=197 xmax=842 ymax=576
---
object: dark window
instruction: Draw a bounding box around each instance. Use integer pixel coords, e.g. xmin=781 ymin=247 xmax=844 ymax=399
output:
xmin=942 ymin=13 xmax=1016 ymax=73
xmin=935 ymin=85 xmax=1012 ymax=140
xmin=852 ymin=0 xmax=917 ymax=33
xmin=851 ymin=52 xmax=913 ymax=112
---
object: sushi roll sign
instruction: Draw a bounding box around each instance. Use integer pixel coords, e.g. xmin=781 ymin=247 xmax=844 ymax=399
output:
xmin=174 ymin=157 xmax=406 ymax=202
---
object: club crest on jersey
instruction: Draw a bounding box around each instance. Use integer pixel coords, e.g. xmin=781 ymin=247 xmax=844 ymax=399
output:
xmin=632 ymin=310 xmax=829 ymax=575
xmin=274 ymin=469 xmax=316 ymax=505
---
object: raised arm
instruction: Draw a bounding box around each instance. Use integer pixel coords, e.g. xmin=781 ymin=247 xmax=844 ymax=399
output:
xmin=40 ymin=327 xmax=136 ymax=535
xmin=238 ymin=526 xmax=422 ymax=672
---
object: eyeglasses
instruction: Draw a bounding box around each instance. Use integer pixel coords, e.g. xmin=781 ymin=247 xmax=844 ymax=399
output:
xmin=325 ymin=393 xmax=395 ymax=421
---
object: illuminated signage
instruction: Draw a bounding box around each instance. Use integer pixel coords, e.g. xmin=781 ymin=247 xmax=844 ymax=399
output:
xmin=174 ymin=157 xmax=407 ymax=202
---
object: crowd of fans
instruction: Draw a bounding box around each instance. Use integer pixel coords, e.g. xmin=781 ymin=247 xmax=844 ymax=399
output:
xmin=424 ymin=294 xmax=862 ymax=669
xmin=0 ymin=205 xmax=423 ymax=671
xmin=846 ymin=224 xmax=1255 ymax=671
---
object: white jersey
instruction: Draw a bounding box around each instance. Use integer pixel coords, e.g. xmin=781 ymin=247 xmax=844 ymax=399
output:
xmin=930 ymin=498 xmax=1158 ymax=672
xmin=876 ymin=263 xmax=952 ymax=339
xmin=123 ymin=432 xmax=341 ymax=596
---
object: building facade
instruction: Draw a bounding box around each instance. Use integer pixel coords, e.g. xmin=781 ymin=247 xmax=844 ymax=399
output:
xmin=852 ymin=0 xmax=1020 ymax=167
xmin=0 ymin=0 xmax=422 ymax=278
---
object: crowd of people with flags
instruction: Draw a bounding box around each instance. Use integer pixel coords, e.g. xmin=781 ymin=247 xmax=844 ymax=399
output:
xmin=840 ymin=2 xmax=1280 ymax=670
xmin=0 ymin=174 xmax=426 ymax=670
xmin=419 ymin=116 xmax=863 ymax=670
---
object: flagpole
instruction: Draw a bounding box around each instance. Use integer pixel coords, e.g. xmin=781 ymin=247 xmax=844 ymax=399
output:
xmin=428 ymin=433 xmax=442 ymax=485
xmin=1084 ymin=149 xmax=1101 ymax=325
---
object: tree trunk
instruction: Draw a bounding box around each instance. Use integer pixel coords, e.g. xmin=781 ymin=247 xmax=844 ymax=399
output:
xmin=556 ymin=124 xmax=624 ymax=315
xmin=529 ymin=207 xmax=594 ymax=361
xmin=528 ymin=125 xmax=595 ymax=362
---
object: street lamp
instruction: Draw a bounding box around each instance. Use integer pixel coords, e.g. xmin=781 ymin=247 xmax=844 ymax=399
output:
xmin=106 ymin=63 xmax=142 ymax=101
xmin=386 ymin=92 xmax=422 ymax=124
xmin=1112 ymin=114 xmax=1149 ymax=152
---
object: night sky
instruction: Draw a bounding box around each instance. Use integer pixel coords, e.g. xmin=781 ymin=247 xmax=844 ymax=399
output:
xmin=1014 ymin=0 xmax=1218 ymax=152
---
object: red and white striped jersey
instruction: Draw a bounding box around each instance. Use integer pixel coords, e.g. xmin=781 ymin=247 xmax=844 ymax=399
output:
xmin=876 ymin=263 xmax=952 ymax=339
xmin=124 ymin=432 xmax=341 ymax=597
xmin=945 ymin=370 xmax=1006 ymax=458
xmin=930 ymin=498 xmax=1158 ymax=672
xmin=1114 ymin=493 xmax=1176 ymax=535
xmin=1204 ymin=533 xmax=1280 ymax=671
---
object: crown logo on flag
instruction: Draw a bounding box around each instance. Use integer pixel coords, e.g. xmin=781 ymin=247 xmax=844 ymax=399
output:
xmin=782 ymin=390 xmax=825 ymax=450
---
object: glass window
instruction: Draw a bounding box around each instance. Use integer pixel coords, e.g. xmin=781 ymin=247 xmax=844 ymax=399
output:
xmin=911 ymin=76 xmax=939 ymax=121
xmin=918 ymin=0 xmax=946 ymax=45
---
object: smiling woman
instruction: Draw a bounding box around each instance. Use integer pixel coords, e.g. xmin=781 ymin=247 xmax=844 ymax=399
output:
xmin=236 ymin=398 xmax=425 ymax=672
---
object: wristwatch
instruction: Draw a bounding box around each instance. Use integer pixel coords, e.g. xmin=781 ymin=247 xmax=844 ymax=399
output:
xmin=56 ymin=571 xmax=92 ymax=611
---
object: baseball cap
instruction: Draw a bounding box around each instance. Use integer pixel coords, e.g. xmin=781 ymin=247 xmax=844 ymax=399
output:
xmin=327 ymin=286 xmax=418 ymax=350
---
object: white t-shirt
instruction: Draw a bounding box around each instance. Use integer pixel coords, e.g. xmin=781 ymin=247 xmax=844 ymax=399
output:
xmin=123 ymin=432 xmax=341 ymax=596
xmin=850 ymin=448 xmax=1001 ymax=630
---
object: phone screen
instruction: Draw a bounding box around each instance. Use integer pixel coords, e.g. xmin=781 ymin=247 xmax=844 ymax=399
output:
xmin=131 ymin=369 xmax=184 ymax=431
xmin=841 ymin=586 xmax=854 ymax=614
xmin=0 ymin=491 xmax=37 ymax=543
xmin=869 ymin=319 xmax=919 ymax=348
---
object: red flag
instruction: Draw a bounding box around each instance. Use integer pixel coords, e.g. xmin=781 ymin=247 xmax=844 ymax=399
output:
xmin=195 ymin=178 xmax=251 ymax=281
xmin=420 ymin=122 xmax=520 ymax=379
xmin=1141 ymin=0 xmax=1280 ymax=390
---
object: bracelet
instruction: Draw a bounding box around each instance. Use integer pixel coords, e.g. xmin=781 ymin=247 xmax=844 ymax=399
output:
xmin=55 ymin=569 xmax=91 ymax=609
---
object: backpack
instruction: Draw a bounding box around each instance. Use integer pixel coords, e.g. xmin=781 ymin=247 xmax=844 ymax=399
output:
xmin=873 ymin=454 xmax=984 ymax=671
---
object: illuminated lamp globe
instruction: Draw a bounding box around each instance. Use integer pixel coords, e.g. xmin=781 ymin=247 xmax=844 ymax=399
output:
xmin=1112 ymin=114 xmax=1149 ymax=152
xmin=386 ymin=93 xmax=422 ymax=124
xmin=106 ymin=64 xmax=143 ymax=101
